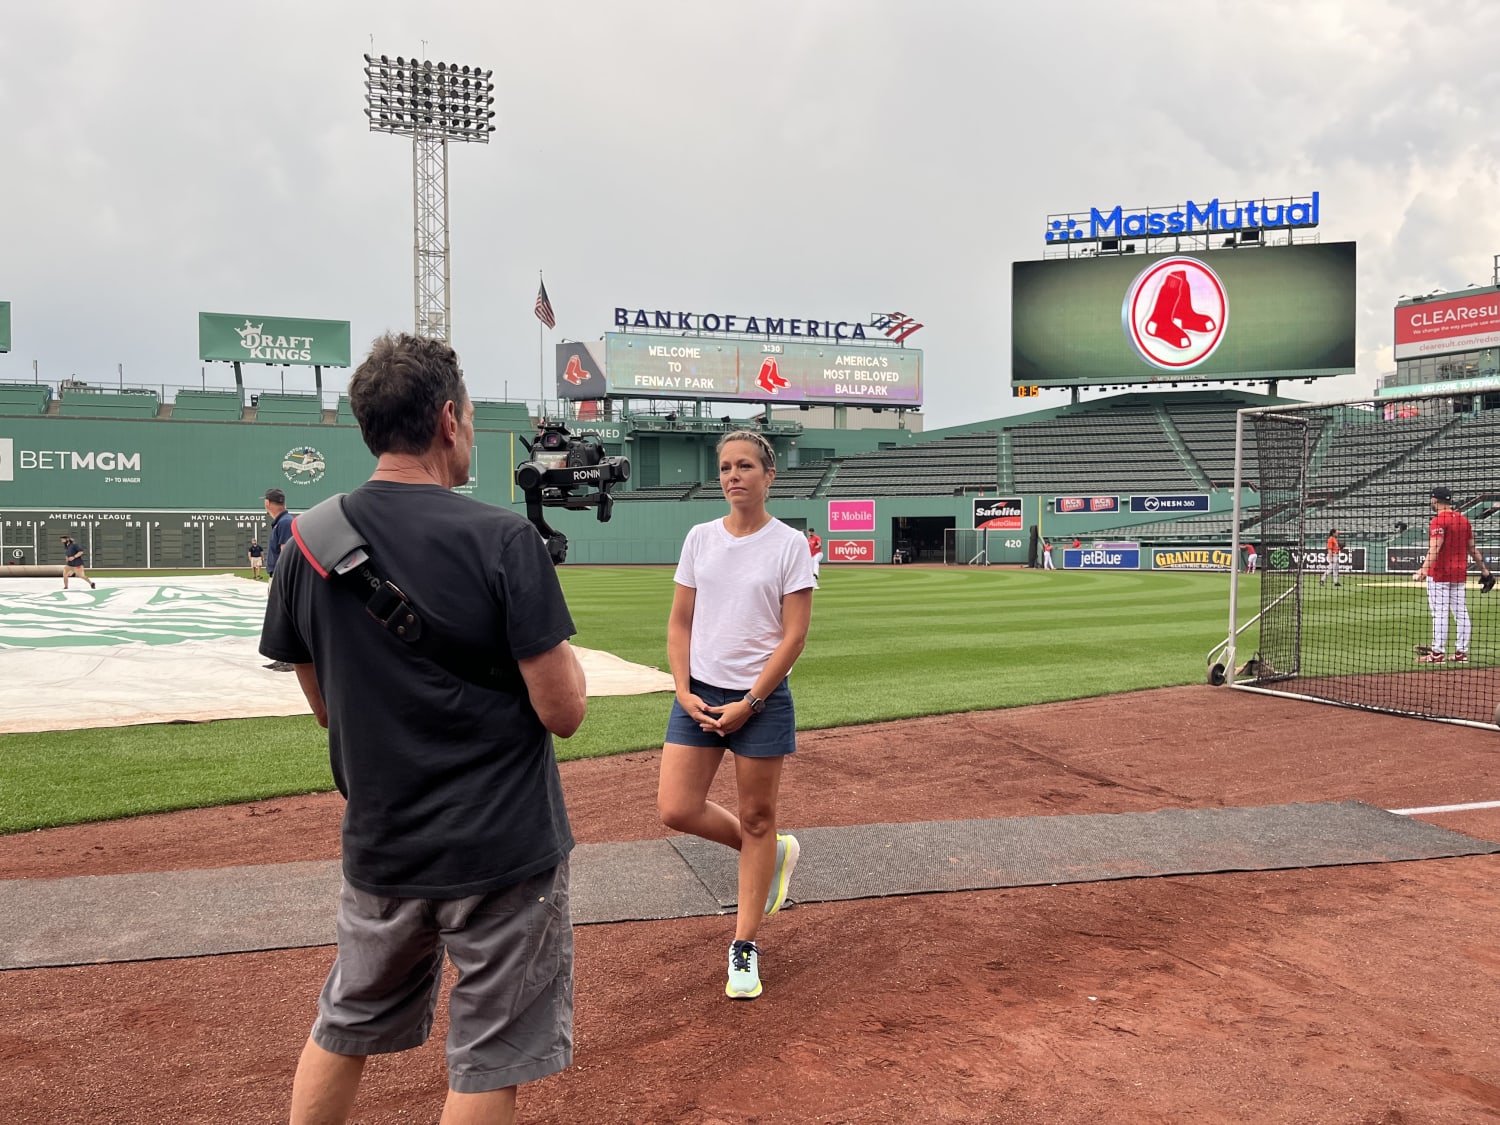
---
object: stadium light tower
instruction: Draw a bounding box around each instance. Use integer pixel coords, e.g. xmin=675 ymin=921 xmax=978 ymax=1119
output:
xmin=363 ymin=53 xmax=496 ymax=342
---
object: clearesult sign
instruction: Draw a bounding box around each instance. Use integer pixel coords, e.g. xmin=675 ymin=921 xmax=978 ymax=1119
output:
xmin=199 ymin=312 xmax=352 ymax=367
xmin=1393 ymin=290 xmax=1500 ymax=361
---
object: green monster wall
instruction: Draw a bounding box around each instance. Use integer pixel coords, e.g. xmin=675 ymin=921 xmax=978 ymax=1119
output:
xmin=3 ymin=413 xmax=1202 ymax=568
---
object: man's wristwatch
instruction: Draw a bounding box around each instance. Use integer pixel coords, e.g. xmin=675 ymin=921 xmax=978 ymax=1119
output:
xmin=743 ymin=692 xmax=766 ymax=714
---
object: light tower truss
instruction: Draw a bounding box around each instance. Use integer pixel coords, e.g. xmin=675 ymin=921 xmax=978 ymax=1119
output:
xmin=363 ymin=53 xmax=496 ymax=342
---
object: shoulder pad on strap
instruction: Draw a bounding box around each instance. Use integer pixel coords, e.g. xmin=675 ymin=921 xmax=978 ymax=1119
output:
xmin=291 ymin=495 xmax=365 ymax=579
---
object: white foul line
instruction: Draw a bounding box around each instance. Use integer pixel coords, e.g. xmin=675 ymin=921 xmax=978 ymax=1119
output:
xmin=1389 ymin=800 xmax=1500 ymax=816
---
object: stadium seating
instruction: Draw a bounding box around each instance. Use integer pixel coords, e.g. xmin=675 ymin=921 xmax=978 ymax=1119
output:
xmin=1009 ymin=405 xmax=1199 ymax=494
xmin=770 ymin=463 xmax=833 ymax=499
xmin=335 ymin=395 xmax=358 ymax=425
xmin=0 ymin=383 xmax=52 ymax=415
xmin=1310 ymin=410 xmax=1499 ymax=538
xmin=471 ymin=401 xmax=533 ymax=431
xmin=615 ymin=483 xmax=696 ymax=502
xmin=170 ymin=390 xmax=244 ymax=421
xmin=251 ymin=393 xmax=323 ymax=423
xmin=823 ymin=433 xmax=998 ymax=498
xmin=58 ymin=389 xmax=160 ymax=418
xmin=1162 ymin=401 xmax=1260 ymax=487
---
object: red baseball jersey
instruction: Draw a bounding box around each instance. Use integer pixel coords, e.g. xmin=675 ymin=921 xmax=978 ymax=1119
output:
xmin=1428 ymin=508 xmax=1473 ymax=583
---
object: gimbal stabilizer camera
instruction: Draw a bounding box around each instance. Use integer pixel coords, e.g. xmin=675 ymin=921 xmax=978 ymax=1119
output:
xmin=514 ymin=423 xmax=630 ymax=565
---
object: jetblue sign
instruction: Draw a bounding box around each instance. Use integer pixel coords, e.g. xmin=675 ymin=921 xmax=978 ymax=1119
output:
xmin=1064 ymin=547 xmax=1140 ymax=570
xmin=1046 ymin=193 xmax=1319 ymax=243
xmin=615 ymin=307 xmax=869 ymax=343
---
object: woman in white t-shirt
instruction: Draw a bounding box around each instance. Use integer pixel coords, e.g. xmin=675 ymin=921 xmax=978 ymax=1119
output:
xmin=658 ymin=429 xmax=816 ymax=1001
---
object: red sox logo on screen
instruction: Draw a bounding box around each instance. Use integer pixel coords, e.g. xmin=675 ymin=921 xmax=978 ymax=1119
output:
xmin=756 ymin=358 xmax=790 ymax=394
xmin=563 ymin=355 xmax=590 ymax=385
xmin=1121 ymin=256 xmax=1228 ymax=371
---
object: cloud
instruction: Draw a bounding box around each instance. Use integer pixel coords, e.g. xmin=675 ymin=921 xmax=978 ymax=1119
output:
xmin=0 ymin=0 xmax=1496 ymax=424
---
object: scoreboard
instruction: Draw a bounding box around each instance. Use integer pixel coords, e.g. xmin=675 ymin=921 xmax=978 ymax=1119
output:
xmin=2 ymin=510 xmax=268 ymax=569
xmin=557 ymin=334 xmax=923 ymax=407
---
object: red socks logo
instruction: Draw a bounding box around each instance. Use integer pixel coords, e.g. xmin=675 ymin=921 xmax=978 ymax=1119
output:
xmin=756 ymin=358 xmax=790 ymax=394
xmin=1122 ymin=257 xmax=1228 ymax=371
xmin=563 ymin=354 xmax=590 ymax=385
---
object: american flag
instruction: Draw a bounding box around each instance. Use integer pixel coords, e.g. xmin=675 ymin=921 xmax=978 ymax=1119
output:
xmin=534 ymin=280 xmax=556 ymax=329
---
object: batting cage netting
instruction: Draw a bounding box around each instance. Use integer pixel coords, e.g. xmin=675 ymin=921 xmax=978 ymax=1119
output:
xmin=1232 ymin=392 xmax=1500 ymax=728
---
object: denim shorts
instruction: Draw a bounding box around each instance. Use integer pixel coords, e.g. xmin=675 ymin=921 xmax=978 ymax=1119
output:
xmin=312 ymin=861 xmax=573 ymax=1094
xmin=664 ymin=678 xmax=796 ymax=758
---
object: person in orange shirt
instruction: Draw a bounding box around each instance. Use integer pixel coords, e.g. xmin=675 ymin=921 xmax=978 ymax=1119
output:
xmin=1413 ymin=486 xmax=1493 ymax=663
xmin=1319 ymin=528 xmax=1341 ymax=587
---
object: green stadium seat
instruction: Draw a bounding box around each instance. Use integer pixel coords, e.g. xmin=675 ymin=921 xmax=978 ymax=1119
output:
xmin=0 ymin=384 xmax=52 ymax=415
xmin=58 ymin=390 xmax=160 ymax=418
xmin=471 ymin=401 xmax=533 ymax=431
xmin=170 ymin=390 xmax=243 ymax=421
xmin=252 ymin=393 xmax=323 ymax=423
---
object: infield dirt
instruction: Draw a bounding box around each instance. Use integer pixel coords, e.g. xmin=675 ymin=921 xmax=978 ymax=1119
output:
xmin=5 ymin=685 xmax=1500 ymax=1123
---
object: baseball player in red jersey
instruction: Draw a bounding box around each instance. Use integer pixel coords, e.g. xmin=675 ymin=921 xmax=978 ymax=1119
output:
xmin=1413 ymin=486 xmax=1493 ymax=663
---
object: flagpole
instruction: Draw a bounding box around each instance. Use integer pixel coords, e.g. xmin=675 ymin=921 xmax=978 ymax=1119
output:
xmin=537 ymin=270 xmax=544 ymax=422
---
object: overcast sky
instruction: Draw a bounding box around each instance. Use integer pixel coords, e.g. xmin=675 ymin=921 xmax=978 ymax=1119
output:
xmin=2 ymin=0 xmax=1497 ymax=429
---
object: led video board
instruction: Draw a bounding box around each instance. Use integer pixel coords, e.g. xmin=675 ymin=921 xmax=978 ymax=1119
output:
xmin=1012 ymin=241 xmax=1355 ymax=386
xmin=557 ymin=335 xmax=922 ymax=407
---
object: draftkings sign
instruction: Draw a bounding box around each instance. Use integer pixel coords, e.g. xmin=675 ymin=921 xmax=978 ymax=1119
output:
xmin=199 ymin=312 xmax=352 ymax=367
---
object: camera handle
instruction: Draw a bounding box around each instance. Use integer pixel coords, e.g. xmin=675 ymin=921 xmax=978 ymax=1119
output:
xmin=521 ymin=486 xmax=570 ymax=565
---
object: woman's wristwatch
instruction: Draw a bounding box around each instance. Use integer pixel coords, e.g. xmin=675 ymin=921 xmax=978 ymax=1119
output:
xmin=743 ymin=692 xmax=766 ymax=714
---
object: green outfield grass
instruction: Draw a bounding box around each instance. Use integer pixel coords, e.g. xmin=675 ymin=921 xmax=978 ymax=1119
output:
xmin=1261 ymin=573 xmax=1498 ymax=675
xmin=0 ymin=567 xmax=1259 ymax=833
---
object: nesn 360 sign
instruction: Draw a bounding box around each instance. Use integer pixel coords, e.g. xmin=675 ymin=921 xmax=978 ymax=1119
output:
xmin=1045 ymin=192 xmax=1320 ymax=242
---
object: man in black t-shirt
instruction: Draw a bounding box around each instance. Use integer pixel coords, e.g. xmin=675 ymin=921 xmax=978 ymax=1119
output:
xmin=247 ymin=539 xmax=264 ymax=579
xmin=60 ymin=535 xmax=97 ymax=590
xmin=260 ymin=333 xmax=587 ymax=1122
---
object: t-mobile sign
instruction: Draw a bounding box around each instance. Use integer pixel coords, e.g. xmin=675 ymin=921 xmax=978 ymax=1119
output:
xmin=828 ymin=539 xmax=875 ymax=563
xmin=828 ymin=500 xmax=875 ymax=533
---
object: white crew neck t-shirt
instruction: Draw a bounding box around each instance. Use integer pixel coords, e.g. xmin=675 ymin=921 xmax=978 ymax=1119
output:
xmin=673 ymin=516 xmax=817 ymax=689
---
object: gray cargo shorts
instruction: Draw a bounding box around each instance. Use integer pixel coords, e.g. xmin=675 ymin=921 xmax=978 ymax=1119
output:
xmin=312 ymin=860 xmax=573 ymax=1094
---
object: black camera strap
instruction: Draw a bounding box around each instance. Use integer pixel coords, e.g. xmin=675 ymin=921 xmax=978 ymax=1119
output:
xmin=291 ymin=495 xmax=524 ymax=695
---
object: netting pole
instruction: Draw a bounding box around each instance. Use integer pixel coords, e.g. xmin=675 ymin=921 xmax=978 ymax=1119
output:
xmin=1226 ymin=408 xmax=1248 ymax=677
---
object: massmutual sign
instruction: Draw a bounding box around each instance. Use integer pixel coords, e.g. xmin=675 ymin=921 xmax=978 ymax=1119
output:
xmin=199 ymin=312 xmax=352 ymax=367
xmin=1046 ymin=192 xmax=1320 ymax=243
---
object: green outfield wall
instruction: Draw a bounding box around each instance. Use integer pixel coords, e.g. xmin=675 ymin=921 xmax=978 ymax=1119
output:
xmin=0 ymin=412 xmax=1245 ymax=568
